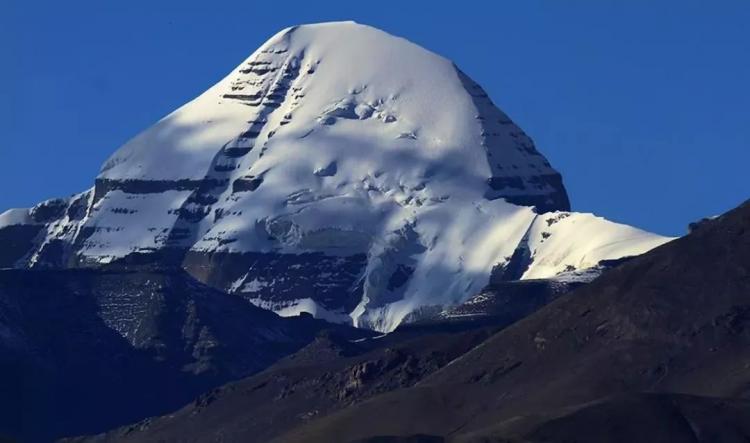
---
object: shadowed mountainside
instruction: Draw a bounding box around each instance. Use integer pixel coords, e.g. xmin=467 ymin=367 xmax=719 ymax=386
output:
xmin=0 ymin=268 xmax=371 ymax=443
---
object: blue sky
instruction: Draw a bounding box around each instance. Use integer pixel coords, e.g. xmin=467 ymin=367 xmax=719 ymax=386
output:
xmin=1 ymin=1 xmax=748 ymax=236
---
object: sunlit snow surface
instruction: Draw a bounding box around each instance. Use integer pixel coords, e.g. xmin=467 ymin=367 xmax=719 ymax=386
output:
xmin=0 ymin=22 xmax=673 ymax=331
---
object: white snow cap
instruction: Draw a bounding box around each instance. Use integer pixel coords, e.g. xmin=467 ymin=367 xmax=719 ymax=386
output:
xmin=100 ymin=21 xmax=567 ymax=208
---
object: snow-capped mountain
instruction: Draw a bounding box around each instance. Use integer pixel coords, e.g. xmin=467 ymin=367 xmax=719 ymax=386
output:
xmin=0 ymin=22 xmax=672 ymax=331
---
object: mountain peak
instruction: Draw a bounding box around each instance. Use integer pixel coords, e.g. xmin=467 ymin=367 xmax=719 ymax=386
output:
xmin=100 ymin=21 xmax=569 ymax=212
xmin=0 ymin=24 xmax=670 ymax=331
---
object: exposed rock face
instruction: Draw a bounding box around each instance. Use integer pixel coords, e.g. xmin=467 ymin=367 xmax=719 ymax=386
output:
xmin=0 ymin=22 xmax=671 ymax=331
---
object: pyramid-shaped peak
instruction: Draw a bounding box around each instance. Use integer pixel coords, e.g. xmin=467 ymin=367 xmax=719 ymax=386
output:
xmin=101 ymin=21 xmax=569 ymax=212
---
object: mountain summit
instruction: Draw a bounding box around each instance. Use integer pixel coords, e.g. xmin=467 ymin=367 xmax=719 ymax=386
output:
xmin=0 ymin=22 xmax=670 ymax=331
xmin=100 ymin=21 xmax=570 ymax=211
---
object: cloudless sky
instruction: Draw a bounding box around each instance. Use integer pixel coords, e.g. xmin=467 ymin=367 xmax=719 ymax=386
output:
xmin=1 ymin=1 xmax=748 ymax=236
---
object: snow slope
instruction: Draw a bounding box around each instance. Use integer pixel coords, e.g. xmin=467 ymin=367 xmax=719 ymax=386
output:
xmin=0 ymin=22 xmax=673 ymax=331
xmin=521 ymin=212 xmax=670 ymax=280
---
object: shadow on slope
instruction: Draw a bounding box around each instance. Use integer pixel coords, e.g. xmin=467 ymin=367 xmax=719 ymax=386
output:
xmin=0 ymin=268 xmax=369 ymax=442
